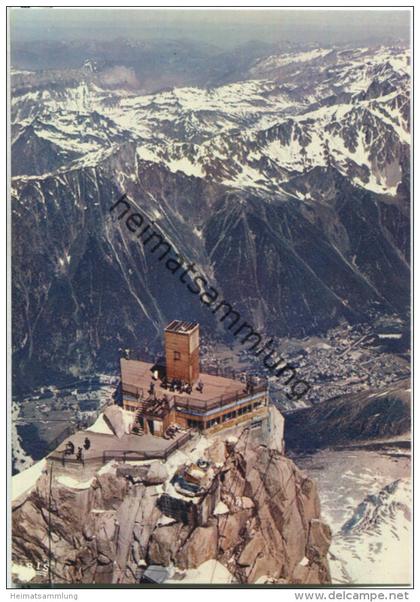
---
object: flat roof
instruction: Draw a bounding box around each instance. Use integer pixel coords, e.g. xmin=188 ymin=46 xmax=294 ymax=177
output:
xmin=164 ymin=320 xmax=198 ymax=334
xmin=120 ymin=358 xmax=249 ymax=409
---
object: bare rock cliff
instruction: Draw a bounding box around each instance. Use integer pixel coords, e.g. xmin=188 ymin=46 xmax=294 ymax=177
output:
xmin=12 ymin=419 xmax=331 ymax=585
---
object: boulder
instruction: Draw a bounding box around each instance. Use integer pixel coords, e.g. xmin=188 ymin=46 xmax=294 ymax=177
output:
xmin=265 ymin=406 xmax=285 ymax=453
xmin=178 ymin=524 xmax=218 ymax=569
xmin=238 ymin=496 xmax=254 ymax=510
xmin=133 ymin=488 xmax=163 ymax=555
xmin=225 ymin=437 xmax=238 ymax=455
xmin=116 ymin=465 xmax=149 ymax=483
xmin=131 ymin=540 xmax=144 ymax=566
xmin=97 ymin=553 xmax=112 ymax=565
xmin=238 ymin=533 xmax=264 ymax=567
xmin=306 ymin=519 xmax=332 ymax=559
xmin=148 ymin=523 xmax=186 ymax=566
xmin=206 ymin=439 xmax=226 ymax=464
xmin=103 ymin=406 xmax=125 ymax=439
xmin=218 ymin=509 xmax=249 ymax=553
xmin=94 ymin=472 xmax=128 ymax=509
xmin=83 ymin=526 xmax=94 ymax=541
xmin=144 ymin=462 xmax=168 ymax=485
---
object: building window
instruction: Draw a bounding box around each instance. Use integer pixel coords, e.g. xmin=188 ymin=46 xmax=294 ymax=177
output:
xmin=222 ymin=411 xmax=235 ymax=423
xmin=205 ymin=417 xmax=221 ymax=429
xmin=187 ymin=419 xmax=204 ymax=431
xmin=174 ymin=351 xmax=181 ymax=361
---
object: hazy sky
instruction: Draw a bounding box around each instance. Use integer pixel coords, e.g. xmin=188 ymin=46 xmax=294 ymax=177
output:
xmin=10 ymin=8 xmax=411 ymax=48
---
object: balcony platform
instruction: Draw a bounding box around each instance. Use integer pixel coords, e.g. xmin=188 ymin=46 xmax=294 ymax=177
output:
xmin=121 ymin=358 xmax=267 ymax=414
xmin=48 ymin=424 xmax=192 ymax=466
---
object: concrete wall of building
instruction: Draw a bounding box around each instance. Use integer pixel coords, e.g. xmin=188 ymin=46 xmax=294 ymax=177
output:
xmin=247 ymin=405 xmax=285 ymax=454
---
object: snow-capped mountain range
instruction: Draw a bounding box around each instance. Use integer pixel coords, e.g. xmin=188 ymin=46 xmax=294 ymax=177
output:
xmin=12 ymin=45 xmax=409 ymax=193
xmin=297 ymin=446 xmax=411 ymax=586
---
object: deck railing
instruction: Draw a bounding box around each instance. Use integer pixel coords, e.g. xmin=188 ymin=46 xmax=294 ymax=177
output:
xmin=49 ymin=429 xmax=193 ymax=467
xmin=102 ymin=430 xmax=193 ymax=463
xmin=173 ymin=384 xmax=268 ymax=414
xmin=123 ymin=382 xmax=268 ymax=415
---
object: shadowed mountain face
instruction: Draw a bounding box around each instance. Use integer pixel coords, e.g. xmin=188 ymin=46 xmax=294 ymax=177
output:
xmin=284 ymin=380 xmax=411 ymax=453
xmin=11 ymin=42 xmax=410 ymax=388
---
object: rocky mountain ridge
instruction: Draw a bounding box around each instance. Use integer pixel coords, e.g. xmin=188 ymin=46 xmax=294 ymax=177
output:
xmin=12 ymin=409 xmax=332 ymax=585
xmin=284 ymin=379 xmax=411 ymax=453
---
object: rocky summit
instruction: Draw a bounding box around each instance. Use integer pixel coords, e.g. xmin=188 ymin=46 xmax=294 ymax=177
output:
xmin=12 ymin=407 xmax=331 ymax=585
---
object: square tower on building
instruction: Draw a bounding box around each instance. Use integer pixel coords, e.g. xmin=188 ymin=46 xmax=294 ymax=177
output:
xmin=164 ymin=320 xmax=199 ymax=384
